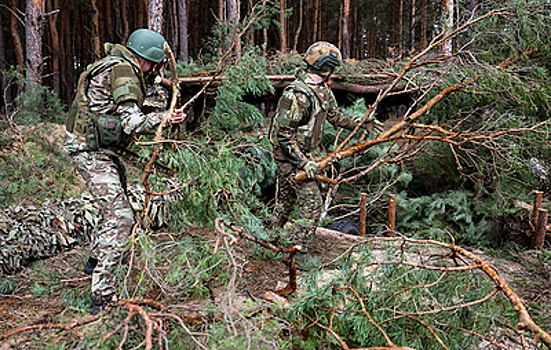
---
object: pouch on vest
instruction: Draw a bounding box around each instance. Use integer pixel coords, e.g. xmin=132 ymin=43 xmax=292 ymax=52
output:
xmin=96 ymin=115 xmax=123 ymax=148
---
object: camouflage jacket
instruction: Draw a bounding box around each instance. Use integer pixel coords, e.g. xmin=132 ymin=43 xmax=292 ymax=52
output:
xmin=64 ymin=43 xmax=165 ymax=154
xmin=271 ymin=70 xmax=358 ymax=168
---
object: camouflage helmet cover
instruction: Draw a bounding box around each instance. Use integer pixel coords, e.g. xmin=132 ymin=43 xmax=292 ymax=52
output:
xmin=126 ymin=29 xmax=167 ymax=63
xmin=303 ymin=41 xmax=342 ymax=70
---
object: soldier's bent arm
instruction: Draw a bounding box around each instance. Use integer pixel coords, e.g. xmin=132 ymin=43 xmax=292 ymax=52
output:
xmin=275 ymin=90 xmax=312 ymax=167
xmin=117 ymin=101 xmax=164 ymax=135
xmin=326 ymin=106 xmax=357 ymax=131
xmin=277 ymin=125 xmax=309 ymax=167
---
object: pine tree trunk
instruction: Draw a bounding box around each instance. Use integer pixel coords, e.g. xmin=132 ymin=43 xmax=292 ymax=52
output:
xmin=262 ymin=27 xmax=268 ymax=56
xmin=442 ymin=0 xmax=453 ymax=55
xmin=0 ymin=9 xmax=10 ymax=107
xmin=420 ymin=0 xmax=428 ymax=49
xmin=341 ymin=0 xmax=350 ymax=59
xmin=177 ymin=0 xmax=189 ymax=60
xmin=46 ymin=0 xmax=61 ymax=95
xmin=171 ymin=0 xmax=178 ymax=49
xmin=338 ymin=2 xmax=343 ymax=50
xmin=121 ymin=0 xmax=130 ymax=43
xmin=26 ymin=0 xmax=45 ymax=85
xmin=10 ymin=0 xmax=25 ymax=70
xmin=105 ymin=0 xmax=113 ymax=40
xmin=60 ymin=0 xmax=71 ymax=101
xmin=352 ymin=3 xmax=358 ymax=58
xmin=148 ymin=0 xmax=163 ymax=33
xmin=137 ymin=0 xmax=146 ymax=29
xmin=279 ymin=0 xmax=286 ymax=52
xmin=410 ymin=0 xmax=416 ymax=51
xmin=292 ymin=0 xmax=303 ymax=51
xmin=91 ymin=0 xmax=101 ymax=59
xmin=227 ymin=0 xmax=238 ymax=24
xmin=313 ymin=0 xmax=320 ymax=42
xmin=398 ymin=0 xmax=403 ymax=58
xmin=113 ymin=0 xmax=121 ymax=37
xmin=226 ymin=0 xmax=239 ymax=56
xmin=98 ymin=0 xmax=105 ymax=44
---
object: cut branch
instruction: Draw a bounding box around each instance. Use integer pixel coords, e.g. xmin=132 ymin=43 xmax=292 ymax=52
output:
xmin=296 ymin=77 xmax=477 ymax=182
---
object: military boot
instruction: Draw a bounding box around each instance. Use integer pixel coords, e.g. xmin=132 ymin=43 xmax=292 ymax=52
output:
xmin=90 ymin=294 xmax=116 ymax=315
xmin=84 ymin=257 xmax=98 ymax=275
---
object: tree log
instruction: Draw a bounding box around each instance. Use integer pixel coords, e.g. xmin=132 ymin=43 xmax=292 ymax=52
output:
xmin=177 ymin=75 xmax=400 ymax=95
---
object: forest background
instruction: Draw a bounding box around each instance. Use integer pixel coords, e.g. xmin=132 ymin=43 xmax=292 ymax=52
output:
xmin=1 ymin=0 xmax=551 ymax=349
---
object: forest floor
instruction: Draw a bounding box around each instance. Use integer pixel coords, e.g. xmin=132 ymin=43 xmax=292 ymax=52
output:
xmin=0 ymin=227 xmax=550 ymax=349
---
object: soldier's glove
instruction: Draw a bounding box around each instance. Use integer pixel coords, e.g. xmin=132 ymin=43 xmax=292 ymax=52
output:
xmin=303 ymin=160 xmax=320 ymax=179
xmin=354 ymin=115 xmax=385 ymax=135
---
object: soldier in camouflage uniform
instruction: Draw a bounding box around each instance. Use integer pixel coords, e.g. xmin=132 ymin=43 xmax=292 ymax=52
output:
xmin=270 ymin=41 xmax=384 ymax=245
xmin=64 ymin=29 xmax=186 ymax=314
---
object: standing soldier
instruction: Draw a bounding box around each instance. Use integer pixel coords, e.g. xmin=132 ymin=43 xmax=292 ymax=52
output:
xmin=270 ymin=41 xmax=384 ymax=248
xmin=64 ymin=29 xmax=186 ymax=314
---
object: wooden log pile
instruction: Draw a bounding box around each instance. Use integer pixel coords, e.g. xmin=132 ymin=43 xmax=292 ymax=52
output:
xmin=177 ymin=74 xmax=405 ymax=96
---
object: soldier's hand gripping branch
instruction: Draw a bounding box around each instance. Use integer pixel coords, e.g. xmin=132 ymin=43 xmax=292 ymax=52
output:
xmin=353 ymin=114 xmax=385 ymax=134
xmin=303 ymin=160 xmax=320 ymax=179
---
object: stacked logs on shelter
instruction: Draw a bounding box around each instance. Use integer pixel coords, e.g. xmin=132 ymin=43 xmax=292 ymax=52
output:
xmin=177 ymin=74 xmax=403 ymax=95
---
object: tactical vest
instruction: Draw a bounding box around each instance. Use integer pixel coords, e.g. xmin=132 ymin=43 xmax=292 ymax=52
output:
xmin=271 ymin=80 xmax=337 ymax=153
xmin=66 ymin=45 xmax=145 ymax=150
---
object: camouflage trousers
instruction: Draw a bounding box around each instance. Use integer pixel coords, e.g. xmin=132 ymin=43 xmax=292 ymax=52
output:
xmin=70 ymin=150 xmax=135 ymax=299
xmin=270 ymin=161 xmax=322 ymax=242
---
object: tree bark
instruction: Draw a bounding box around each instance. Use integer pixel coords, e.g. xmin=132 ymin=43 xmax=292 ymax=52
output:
xmin=398 ymin=0 xmax=403 ymax=57
xmin=313 ymin=0 xmax=320 ymax=42
xmin=262 ymin=28 xmax=268 ymax=56
xmin=90 ymin=0 xmax=101 ymax=59
xmin=171 ymin=0 xmax=178 ymax=50
xmin=0 ymin=8 xmax=10 ymax=107
xmin=10 ymin=0 xmax=25 ymax=70
xmin=420 ymin=0 xmax=428 ymax=49
xmin=292 ymin=0 xmax=303 ymax=51
xmin=227 ymin=0 xmax=238 ymax=24
xmin=121 ymin=0 xmax=130 ymax=43
xmin=226 ymin=0 xmax=239 ymax=56
xmin=341 ymin=0 xmax=350 ymax=59
xmin=442 ymin=0 xmax=454 ymax=55
xmin=59 ymin=0 xmax=71 ymax=101
xmin=279 ymin=0 xmax=286 ymax=52
xmin=148 ymin=0 xmax=163 ymax=33
xmin=46 ymin=0 xmax=61 ymax=95
xmin=410 ymin=0 xmax=416 ymax=51
xmin=104 ymin=0 xmax=113 ymax=40
xmin=26 ymin=0 xmax=45 ymax=85
xmin=178 ymin=0 xmax=189 ymax=60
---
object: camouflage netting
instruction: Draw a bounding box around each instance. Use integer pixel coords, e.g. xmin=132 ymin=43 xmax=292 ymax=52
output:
xmin=0 ymin=184 xmax=168 ymax=275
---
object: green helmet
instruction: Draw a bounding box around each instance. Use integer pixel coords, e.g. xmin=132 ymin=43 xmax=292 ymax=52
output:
xmin=304 ymin=41 xmax=342 ymax=71
xmin=126 ymin=29 xmax=167 ymax=63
